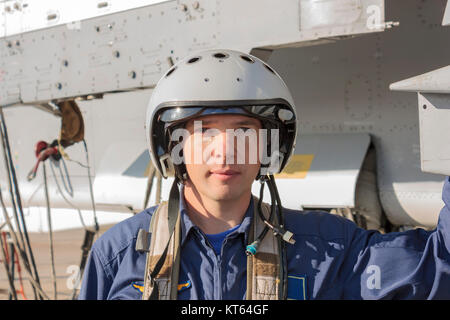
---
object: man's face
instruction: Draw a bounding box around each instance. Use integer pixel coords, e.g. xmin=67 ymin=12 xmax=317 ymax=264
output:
xmin=182 ymin=114 xmax=262 ymax=202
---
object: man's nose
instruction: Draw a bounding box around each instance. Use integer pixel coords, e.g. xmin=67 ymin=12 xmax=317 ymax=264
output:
xmin=206 ymin=131 xmax=236 ymax=164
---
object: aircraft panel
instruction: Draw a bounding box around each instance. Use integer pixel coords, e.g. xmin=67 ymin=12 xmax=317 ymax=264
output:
xmin=1 ymin=0 xmax=170 ymax=37
xmin=253 ymin=133 xmax=371 ymax=210
xmin=266 ymin=0 xmax=449 ymax=228
xmin=390 ymin=65 xmax=450 ymax=94
xmin=443 ymin=0 xmax=450 ymax=26
xmin=1 ymin=0 xmax=448 ymax=232
xmin=418 ymin=93 xmax=450 ymax=176
xmin=0 ymin=0 xmax=387 ymax=106
xmin=0 ymin=2 xmax=5 ymax=37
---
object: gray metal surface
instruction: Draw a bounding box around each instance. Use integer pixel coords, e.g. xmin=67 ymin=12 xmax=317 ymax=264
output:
xmin=390 ymin=65 xmax=450 ymax=94
xmin=0 ymin=0 xmax=385 ymax=106
xmin=444 ymin=0 xmax=450 ymax=26
xmin=251 ymin=133 xmax=371 ymax=210
xmin=418 ymin=93 xmax=450 ymax=176
xmin=266 ymin=0 xmax=449 ymax=228
xmin=0 ymin=0 xmax=449 ymax=232
xmin=390 ymin=66 xmax=450 ymax=177
xmin=0 ymin=0 xmax=168 ymax=37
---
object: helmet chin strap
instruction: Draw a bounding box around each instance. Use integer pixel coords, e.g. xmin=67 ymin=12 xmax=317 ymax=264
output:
xmin=246 ymin=175 xmax=295 ymax=255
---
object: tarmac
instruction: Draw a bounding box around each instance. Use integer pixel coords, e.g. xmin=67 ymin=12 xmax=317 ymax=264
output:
xmin=0 ymin=224 xmax=112 ymax=300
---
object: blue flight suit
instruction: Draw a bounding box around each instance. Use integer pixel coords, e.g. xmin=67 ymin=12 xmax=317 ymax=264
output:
xmin=79 ymin=177 xmax=450 ymax=299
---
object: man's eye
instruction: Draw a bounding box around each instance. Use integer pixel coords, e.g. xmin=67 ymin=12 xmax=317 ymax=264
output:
xmin=237 ymin=127 xmax=251 ymax=132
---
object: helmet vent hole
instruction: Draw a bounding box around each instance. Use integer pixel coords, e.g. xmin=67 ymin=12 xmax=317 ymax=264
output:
xmin=213 ymin=52 xmax=228 ymax=59
xmin=240 ymin=55 xmax=254 ymax=63
xmin=263 ymin=63 xmax=275 ymax=74
xmin=165 ymin=66 xmax=177 ymax=77
xmin=187 ymin=56 xmax=201 ymax=64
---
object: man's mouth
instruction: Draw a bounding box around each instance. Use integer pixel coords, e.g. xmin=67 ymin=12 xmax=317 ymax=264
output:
xmin=209 ymin=168 xmax=241 ymax=180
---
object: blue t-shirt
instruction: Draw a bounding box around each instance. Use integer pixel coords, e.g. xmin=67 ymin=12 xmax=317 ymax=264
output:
xmin=205 ymin=224 xmax=241 ymax=255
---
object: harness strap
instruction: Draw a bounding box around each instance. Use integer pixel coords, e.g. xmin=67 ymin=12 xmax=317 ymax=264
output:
xmin=246 ymin=197 xmax=280 ymax=300
xmin=142 ymin=179 xmax=180 ymax=300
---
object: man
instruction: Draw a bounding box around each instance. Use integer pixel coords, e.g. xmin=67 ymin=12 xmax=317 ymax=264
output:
xmin=79 ymin=49 xmax=450 ymax=300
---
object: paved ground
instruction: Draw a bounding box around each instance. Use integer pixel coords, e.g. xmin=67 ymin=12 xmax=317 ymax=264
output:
xmin=0 ymin=224 xmax=112 ymax=300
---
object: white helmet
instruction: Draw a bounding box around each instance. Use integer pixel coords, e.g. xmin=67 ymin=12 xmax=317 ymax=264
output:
xmin=145 ymin=49 xmax=298 ymax=181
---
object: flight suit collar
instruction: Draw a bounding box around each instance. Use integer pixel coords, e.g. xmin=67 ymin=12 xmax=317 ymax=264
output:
xmin=178 ymin=185 xmax=254 ymax=247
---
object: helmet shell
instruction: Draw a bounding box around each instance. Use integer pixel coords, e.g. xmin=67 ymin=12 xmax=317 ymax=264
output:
xmin=145 ymin=49 xmax=298 ymax=178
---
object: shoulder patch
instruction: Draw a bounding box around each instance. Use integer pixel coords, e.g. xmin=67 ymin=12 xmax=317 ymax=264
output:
xmin=287 ymin=275 xmax=306 ymax=300
xmin=132 ymin=281 xmax=144 ymax=294
xmin=177 ymin=280 xmax=192 ymax=292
